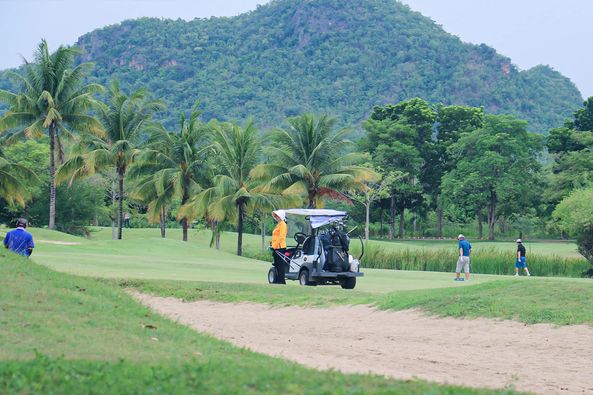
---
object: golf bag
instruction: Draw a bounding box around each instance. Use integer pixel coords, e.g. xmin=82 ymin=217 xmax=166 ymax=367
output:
xmin=325 ymin=227 xmax=350 ymax=272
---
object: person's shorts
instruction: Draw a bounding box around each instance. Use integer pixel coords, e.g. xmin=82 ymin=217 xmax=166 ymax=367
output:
xmin=515 ymin=257 xmax=527 ymax=269
xmin=456 ymin=256 xmax=470 ymax=273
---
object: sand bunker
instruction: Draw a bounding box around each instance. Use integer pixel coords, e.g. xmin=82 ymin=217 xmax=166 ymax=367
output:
xmin=132 ymin=292 xmax=593 ymax=394
xmin=37 ymin=240 xmax=81 ymax=245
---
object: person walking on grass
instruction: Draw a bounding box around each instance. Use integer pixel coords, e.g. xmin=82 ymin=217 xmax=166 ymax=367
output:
xmin=455 ymin=234 xmax=471 ymax=281
xmin=515 ymin=238 xmax=531 ymax=277
xmin=124 ymin=212 xmax=131 ymax=228
xmin=270 ymin=210 xmax=288 ymax=284
xmin=3 ymin=218 xmax=34 ymax=257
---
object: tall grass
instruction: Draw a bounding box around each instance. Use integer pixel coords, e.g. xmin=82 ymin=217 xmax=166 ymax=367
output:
xmin=355 ymin=244 xmax=589 ymax=277
xmin=243 ymin=243 xmax=589 ymax=278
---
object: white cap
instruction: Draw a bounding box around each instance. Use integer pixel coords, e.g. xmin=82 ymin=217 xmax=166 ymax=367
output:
xmin=516 ymin=238 xmax=522 ymax=243
xmin=272 ymin=210 xmax=286 ymax=221
xmin=457 ymin=234 xmax=465 ymax=240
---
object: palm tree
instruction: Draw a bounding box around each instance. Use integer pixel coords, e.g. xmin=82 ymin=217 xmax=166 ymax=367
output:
xmin=0 ymin=40 xmax=103 ymax=229
xmin=130 ymin=105 xmax=211 ymax=241
xmin=57 ymin=80 xmax=163 ymax=239
xmin=252 ymin=113 xmax=375 ymax=208
xmin=182 ymin=121 xmax=292 ymax=256
xmin=0 ymin=143 xmax=38 ymax=207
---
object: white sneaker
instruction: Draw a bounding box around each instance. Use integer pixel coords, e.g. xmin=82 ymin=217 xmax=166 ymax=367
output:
xmin=514 ymin=273 xmax=519 ymax=277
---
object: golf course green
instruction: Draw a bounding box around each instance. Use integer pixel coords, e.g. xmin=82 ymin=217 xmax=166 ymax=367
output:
xmin=2 ymin=226 xmax=593 ymax=394
xmin=11 ymin=227 xmax=517 ymax=293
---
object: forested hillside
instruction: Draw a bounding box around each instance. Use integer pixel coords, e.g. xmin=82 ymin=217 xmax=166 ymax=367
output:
xmin=1 ymin=0 xmax=583 ymax=131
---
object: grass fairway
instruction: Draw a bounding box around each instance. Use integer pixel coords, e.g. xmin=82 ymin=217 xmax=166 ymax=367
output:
xmin=21 ymin=227 xmax=502 ymax=294
xmin=0 ymin=253 xmax=518 ymax=394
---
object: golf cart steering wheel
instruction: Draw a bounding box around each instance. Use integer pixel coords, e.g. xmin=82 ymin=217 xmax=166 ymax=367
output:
xmin=294 ymin=232 xmax=307 ymax=247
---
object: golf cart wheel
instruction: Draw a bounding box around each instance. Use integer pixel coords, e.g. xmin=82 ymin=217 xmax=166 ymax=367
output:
xmin=341 ymin=277 xmax=356 ymax=290
xmin=268 ymin=267 xmax=278 ymax=284
xmin=298 ymin=269 xmax=315 ymax=286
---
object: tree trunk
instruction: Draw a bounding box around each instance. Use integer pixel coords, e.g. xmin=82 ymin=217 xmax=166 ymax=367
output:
xmin=365 ymin=200 xmax=371 ymax=243
xmin=117 ymin=171 xmax=124 ymax=240
xmin=237 ymin=201 xmax=245 ymax=256
xmin=261 ymin=214 xmax=266 ymax=252
xmin=215 ymin=222 xmax=221 ymax=251
xmin=48 ymin=123 xmax=56 ymax=230
xmin=412 ymin=210 xmax=417 ymax=236
xmin=398 ymin=208 xmax=405 ymax=239
xmin=181 ymin=188 xmax=189 ymax=242
xmin=478 ymin=216 xmax=483 ymax=240
xmin=380 ymin=208 xmax=384 ymax=238
xmin=389 ymin=196 xmax=395 ymax=240
xmin=308 ymin=190 xmax=316 ymax=209
xmin=437 ymin=205 xmax=443 ymax=239
xmin=111 ymin=179 xmax=116 ymax=240
xmin=182 ymin=218 xmax=188 ymax=242
xmin=160 ymin=206 xmax=166 ymax=238
xmin=487 ymin=191 xmax=497 ymax=241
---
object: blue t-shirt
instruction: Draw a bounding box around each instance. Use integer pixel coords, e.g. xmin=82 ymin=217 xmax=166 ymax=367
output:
xmin=3 ymin=228 xmax=34 ymax=256
xmin=458 ymin=239 xmax=471 ymax=256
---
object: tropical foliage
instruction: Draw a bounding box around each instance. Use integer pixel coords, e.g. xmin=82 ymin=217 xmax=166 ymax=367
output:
xmin=182 ymin=121 xmax=291 ymax=255
xmin=57 ymin=81 xmax=163 ymax=239
xmin=0 ymin=39 xmax=102 ymax=229
xmin=131 ymin=104 xmax=211 ymax=241
xmin=253 ymin=114 xmax=375 ymax=209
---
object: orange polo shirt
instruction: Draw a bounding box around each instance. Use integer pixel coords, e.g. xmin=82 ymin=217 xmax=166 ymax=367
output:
xmin=271 ymin=221 xmax=287 ymax=249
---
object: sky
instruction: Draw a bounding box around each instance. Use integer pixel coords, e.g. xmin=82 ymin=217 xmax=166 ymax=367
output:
xmin=0 ymin=0 xmax=591 ymax=98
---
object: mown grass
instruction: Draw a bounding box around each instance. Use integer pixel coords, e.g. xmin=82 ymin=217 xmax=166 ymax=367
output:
xmin=377 ymin=279 xmax=593 ymax=325
xmin=26 ymin=228 xmax=502 ymax=293
xmin=0 ymin=253 xmax=515 ymax=394
xmin=9 ymin=226 xmax=586 ymax=278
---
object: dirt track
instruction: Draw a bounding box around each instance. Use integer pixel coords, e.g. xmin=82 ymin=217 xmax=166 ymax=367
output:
xmin=132 ymin=292 xmax=593 ymax=394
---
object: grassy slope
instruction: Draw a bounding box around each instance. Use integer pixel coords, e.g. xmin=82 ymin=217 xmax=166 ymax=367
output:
xmin=0 ymin=253 xmax=516 ymax=394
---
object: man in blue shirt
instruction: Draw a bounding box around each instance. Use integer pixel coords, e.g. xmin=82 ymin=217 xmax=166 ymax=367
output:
xmin=3 ymin=218 xmax=35 ymax=257
xmin=455 ymin=234 xmax=471 ymax=281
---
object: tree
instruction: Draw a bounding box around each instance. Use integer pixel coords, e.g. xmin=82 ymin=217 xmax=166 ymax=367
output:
xmin=442 ymin=114 xmax=543 ymax=240
xmin=552 ymin=188 xmax=593 ymax=276
xmin=0 ymin=143 xmax=37 ymax=208
xmin=571 ymin=97 xmax=593 ymax=132
xmin=57 ymin=81 xmax=163 ymax=239
xmin=0 ymin=40 xmax=103 ymax=229
xmin=546 ymin=98 xmax=593 ymax=206
xmin=429 ymin=105 xmax=483 ymax=237
xmin=253 ymin=113 xmax=374 ymax=209
xmin=363 ymin=99 xmax=435 ymax=238
xmin=347 ymin=168 xmax=400 ymax=242
xmin=131 ymin=104 xmax=211 ymax=241
xmin=183 ymin=121 xmax=291 ymax=256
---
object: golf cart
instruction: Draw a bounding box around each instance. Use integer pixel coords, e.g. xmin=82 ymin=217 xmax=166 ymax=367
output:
xmin=267 ymin=209 xmax=364 ymax=289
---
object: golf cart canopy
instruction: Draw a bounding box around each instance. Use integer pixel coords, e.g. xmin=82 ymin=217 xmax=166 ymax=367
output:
xmin=282 ymin=209 xmax=347 ymax=229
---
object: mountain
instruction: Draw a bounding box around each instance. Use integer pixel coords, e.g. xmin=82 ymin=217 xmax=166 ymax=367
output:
xmin=1 ymin=0 xmax=583 ymax=132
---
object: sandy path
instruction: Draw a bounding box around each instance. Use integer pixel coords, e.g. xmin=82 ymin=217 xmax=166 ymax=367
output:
xmin=37 ymin=240 xmax=81 ymax=245
xmin=132 ymin=292 xmax=593 ymax=394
